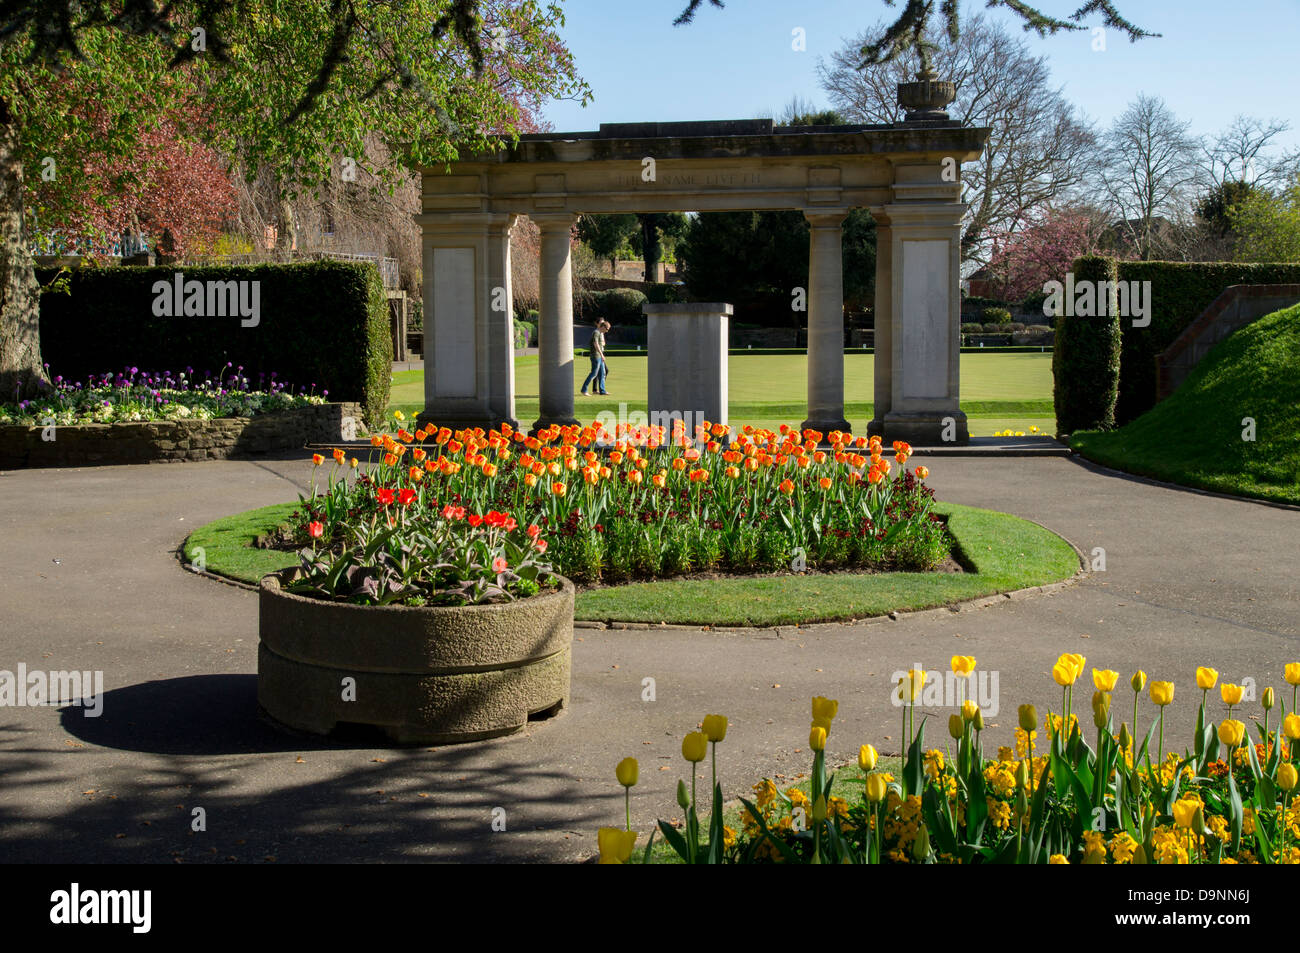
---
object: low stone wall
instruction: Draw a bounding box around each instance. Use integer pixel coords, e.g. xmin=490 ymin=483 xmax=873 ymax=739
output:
xmin=0 ymin=402 xmax=362 ymax=469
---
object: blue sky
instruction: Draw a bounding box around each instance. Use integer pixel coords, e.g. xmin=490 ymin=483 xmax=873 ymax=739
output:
xmin=542 ymin=0 xmax=1300 ymax=152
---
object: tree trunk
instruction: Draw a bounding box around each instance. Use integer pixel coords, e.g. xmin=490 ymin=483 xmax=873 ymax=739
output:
xmin=0 ymin=95 xmax=45 ymax=402
xmin=276 ymin=197 xmax=296 ymax=262
xmin=640 ymin=213 xmax=661 ymax=283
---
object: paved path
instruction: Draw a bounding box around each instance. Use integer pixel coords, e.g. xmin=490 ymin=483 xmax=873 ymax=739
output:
xmin=1 ymin=454 xmax=1296 ymax=862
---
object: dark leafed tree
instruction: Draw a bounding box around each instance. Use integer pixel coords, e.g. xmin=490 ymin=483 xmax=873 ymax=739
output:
xmin=577 ymin=213 xmax=638 ymax=274
xmin=676 ymin=1 xmax=1154 ymax=67
xmin=0 ymin=0 xmax=587 ymax=398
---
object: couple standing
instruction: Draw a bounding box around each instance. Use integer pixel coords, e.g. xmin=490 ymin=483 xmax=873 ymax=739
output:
xmin=580 ymin=319 xmax=611 ymax=396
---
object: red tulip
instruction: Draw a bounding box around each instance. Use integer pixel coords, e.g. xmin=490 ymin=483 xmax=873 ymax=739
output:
xmin=308 ymin=521 xmax=324 ymax=539
xmin=492 ymin=557 xmax=508 ymax=573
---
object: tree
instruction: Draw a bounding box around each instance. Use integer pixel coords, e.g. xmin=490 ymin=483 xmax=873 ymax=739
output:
xmin=983 ymin=206 xmax=1105 ymax=303
xmin=1228 ymin=178 xmax=1300 ymax=263
xmin=577 ymin=214 xmax=638 ymax=274
xmin=1096 ymin=94 xmax=1199 ymax=260
xmin=819 ymin=14 xmax=1099 ymax=265
xmin=1 ymin=0 xmax=588 ymax=397
xmin=676 ymin=0 xmax=1154 ymax=65
xmin=1198 ymin=116 xmax=1300 ymax=194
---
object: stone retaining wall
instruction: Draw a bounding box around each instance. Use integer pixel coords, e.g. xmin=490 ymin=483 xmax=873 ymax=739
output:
xmin=0 ymin=402 xmax=362 ymax=469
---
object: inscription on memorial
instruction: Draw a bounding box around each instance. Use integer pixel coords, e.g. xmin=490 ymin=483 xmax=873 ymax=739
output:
xmin=611 ymin=172 xmax=762 ymax=188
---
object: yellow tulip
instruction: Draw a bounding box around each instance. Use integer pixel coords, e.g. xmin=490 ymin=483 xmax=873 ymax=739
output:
xmin=1092 ymin=691 xmax=1111 ymax=729
xmin=865 ymin=773 xmax=888 ymax=803
xmin=1150 ymin=681 xmax=1175 ymax=706
xmin=811 ymin=696 xmax=839 ymax=722
xmin=1279 ymin=763 xmax=1298 ymax=793
xmin=1172 ymin=799 xmax=1199 ymax=829
xmin=1220 ymin=683 xmax=1244 ymax=706
xmin=1018 ymin=704 xmax=1038 ymax=733
xmin=811 ymin=715 xmax=833 ymax=738
xmin=596 ymin=827 xmax=638 ymax=864
xmin=1284 ymin=713 xmax=1300 ymax=741
xmin=702 ymin=714 xmax=728 ymax=743
xmin=1262 ymin=687 xmax=1275 ymax=711
xmin=1217 ymin=719 xmax=1245 ymax=747
xmin=1092 ymin=669 xmax=1119 ymax=692
xmin=961 ymin=699 xmax=979 ymax=722
xmin=1286 ymin=663 xmax=1300 ymax=686
xmin=811 ymin=795 xmax=828 ymax=823
xmin=682 ymin=731 xmax=708 ymax=763
xmin=1048 ymin=854 xmax=1068 ymax=864
xmin=858 ymin=744 xmax=878 ymax=772
xmin=948 ymin=714 xmax=963 ymax=739
xmin=1196 ymin=667 xmax=1219 ymax=691
xmin=950 ymin=655 xmax=976 ymax=677
xmin=1052 ymin=661 xmax=1078 ymax=686
xmin=809 ymin=725 xmax=827 ymax=752
xmin=1131 ymin=670 xmax=1147 ymax=692
xmin=898 ymin=669 xmax=926 ymax=703
xmin=615 ymin=757 xmax=638 ymax=788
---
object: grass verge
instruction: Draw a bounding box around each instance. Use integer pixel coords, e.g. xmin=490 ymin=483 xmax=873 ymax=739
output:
xmin=1071 ymin=304 xmax=1300 ymax=506
xmin=186 ymin=501 xmax=1079 ymax=627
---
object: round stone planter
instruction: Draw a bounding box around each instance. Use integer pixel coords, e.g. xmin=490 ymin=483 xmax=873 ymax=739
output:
xmin=257 ymin=571 xmax=574 ymax=744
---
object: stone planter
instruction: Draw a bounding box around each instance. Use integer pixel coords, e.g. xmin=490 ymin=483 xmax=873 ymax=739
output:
xmin=257 ymin=571 xmax=574 ymax=744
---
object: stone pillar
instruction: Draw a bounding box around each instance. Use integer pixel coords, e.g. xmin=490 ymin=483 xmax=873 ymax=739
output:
xmin=801 ymin=210 xmax=851 ymax=436
xmin=645 ymin=303 xmax=730 ymax=436
xmin=869 ymin=210 xmax=894 ymax=435
xmin=415 ymin=212 xmax=518 ymax=433
xmin=533 ymin=213 xmax=578 ymax=431
xmin=876 ymin=200 xmax=967 ymax=445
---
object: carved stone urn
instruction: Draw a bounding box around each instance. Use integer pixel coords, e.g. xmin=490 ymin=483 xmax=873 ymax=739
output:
xmin=897 ymin=66 xmax=957 ymax=122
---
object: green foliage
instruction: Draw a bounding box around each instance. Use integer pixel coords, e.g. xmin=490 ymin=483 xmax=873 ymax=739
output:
xmin=594 ymin=288 xmax=648 ymax=323
xmin=512 ymin=318 xmax=535 ymax=349
xmin=577 ymin=214 xmax=639 ymax=264
xmin=981 ymin=307 xmax=1012 ymax=325
xmin=1052 ymin=255 xmax=1120 ymax=435
xmin=1106 ymin=258 xmax=1300 ymax=423
xmin=1226 ymin=179 xmax=1300 ymax=264
xmin=1072 ymin=304 xmax=1300 ymax=505
xmin=36 ymin=261 xmax=392 ymax=428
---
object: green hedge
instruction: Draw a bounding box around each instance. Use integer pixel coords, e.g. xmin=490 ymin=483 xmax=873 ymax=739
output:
xmin=1053 ymin=255 xmax=1120 ymax=435
xmin=37 ymin=261 xmax=392 ymax=429
xmin=1108 ymin=260 xmax=1300 ymax=424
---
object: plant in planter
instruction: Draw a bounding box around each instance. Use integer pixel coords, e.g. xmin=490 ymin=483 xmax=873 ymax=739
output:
xmin=258 ymin=452 xmax=573 ymax=745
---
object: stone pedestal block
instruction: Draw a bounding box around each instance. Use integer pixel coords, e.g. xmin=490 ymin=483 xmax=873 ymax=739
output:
xmin=644 ymin=303 xmax=730 ymax=440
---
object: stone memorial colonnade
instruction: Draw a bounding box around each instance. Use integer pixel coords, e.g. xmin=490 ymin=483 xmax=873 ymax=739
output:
xmin=416 ymin=113 xmax=987 ymax=444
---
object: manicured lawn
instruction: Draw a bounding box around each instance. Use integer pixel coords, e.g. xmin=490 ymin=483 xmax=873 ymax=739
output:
xmin=1071 ymin=304 xmax=1300 ymax=506
xmin=388 ymin=352 xmax=1055 ymax=435
xmin=186 ymin=501 xmax=1079 ymax=627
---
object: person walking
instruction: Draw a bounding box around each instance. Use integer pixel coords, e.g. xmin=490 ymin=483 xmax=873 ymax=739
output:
xmin=580 ymin=320 xmax=610 ymax=395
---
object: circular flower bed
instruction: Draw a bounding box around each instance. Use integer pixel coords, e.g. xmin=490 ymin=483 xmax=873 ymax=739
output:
xmin=287 ymin=415 xmax=950 ymax=593
xmin=0 ymin=364 xmax=327 ymax=426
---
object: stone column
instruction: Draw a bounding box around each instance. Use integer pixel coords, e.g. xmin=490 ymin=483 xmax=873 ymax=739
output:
xmin=415 ymin=212 xmax=518 ymax=433
xmin=868 ymin=209 xmax=894 ymax=438
xmin=533 ymin=213 xmax=578 ymax=431
xmin=801 ymin=210 xmax=851 ymax=436
xmin=878 ymin=200 xmax=968 ymax=445
xmin=645 ymin=303 xmax=730 ymax=436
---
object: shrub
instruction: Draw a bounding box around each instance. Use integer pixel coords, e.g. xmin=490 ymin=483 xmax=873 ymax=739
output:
xmin=513 ymin=318 xmax=536 ymax=350
xmin=960 ymin=322 xmax=983 ymax=334
xmin=598 ymin=287 xmax=649 ymax=323
xmin=1005 ymin=322 xmax=1026 ymax=333
xmin=1102 ymin=259 xmax=1300 ymax=424
xmin=1053 ymin=255 xmax=1120 ymax=435
xmin=981 ymin=324 xmax=1008 ymax=334
xmin=645 ymin=282 xmax=690 ymax=305
xmin=981 ymin=307 xmax=1012 ymax=325
xmin=36 ymin=261 xmax=392 ymax=429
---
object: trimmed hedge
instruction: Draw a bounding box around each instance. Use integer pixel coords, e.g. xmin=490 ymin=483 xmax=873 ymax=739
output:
xmin=37 ymin=261 xmax=392 ymax=429
xmin=1108 ymin=260 xmax=1300 ymax=424
xmin=1053 ymin=256 xmax=1120 ymax=435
